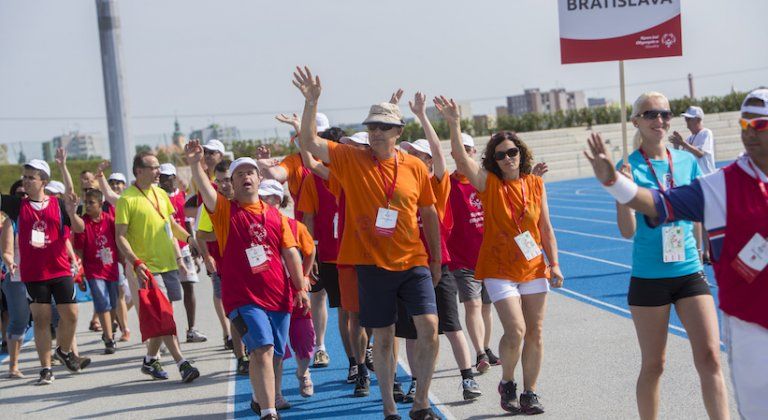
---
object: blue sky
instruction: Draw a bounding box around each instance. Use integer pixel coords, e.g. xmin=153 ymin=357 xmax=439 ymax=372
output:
xmin=1 ymin=0 xmax=766 ymax=160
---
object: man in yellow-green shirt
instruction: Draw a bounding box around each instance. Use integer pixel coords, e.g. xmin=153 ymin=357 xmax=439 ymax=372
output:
xmin=115 ymin=151 xmax=200 ymax=383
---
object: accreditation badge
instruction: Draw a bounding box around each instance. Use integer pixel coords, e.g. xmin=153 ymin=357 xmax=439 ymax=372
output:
xmin=514 ymin=230 xmax=542 ymax=261
xmin=662 ymin=226 xmax=686 ymax=263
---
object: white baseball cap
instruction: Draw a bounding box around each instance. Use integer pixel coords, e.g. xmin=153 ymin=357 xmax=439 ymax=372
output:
xmin=24 ymin=159 xmax=51 ymax=177
xmin=159 ymin=163 xmax=177 ymax=176
xmin=681 ymin=106 xmax=704 ymax=119
xmin=741 ymin=88 xmax=768 ymax=116
xmin=108 ymin=172 xmax=127 ymax=183
xmin=203 ymin=139 xmax=226 ymax=154
xmin=340 ymin=132 xmax=370 ymax=146
xmin=258 ymin=179 xmax=284 ymax=198
xmin=45 ymin=180 xmax=65 ymax=195
xmin=461 ymin=133 xmax=475 ymax=148
xmin=228 ymin=157 xmax=260 ymax=175
xmin=316 ymin=113 xmax=331 ymax=132
xmin=399 ymin=139 xmax=432 ymax=157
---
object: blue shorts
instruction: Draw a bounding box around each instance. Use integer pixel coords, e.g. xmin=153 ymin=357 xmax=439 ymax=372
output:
xmin=356 ymin=265 xmax=437 ymax=328
xmin=228 ymin=304 xmax=290 ymax=357
xmin=88 ymin=279 xmax=119 ymax=313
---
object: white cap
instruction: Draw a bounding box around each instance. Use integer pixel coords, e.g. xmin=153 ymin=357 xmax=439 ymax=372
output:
xmin=24 ymin=159 xmax=51 ymax=177
xmin=45 ymin=180 xmax=65 ymax=195
xmin=680 ymin=106 xmax=704 ymax=119
xmin=316 ymin=113 xmax=330 ymax=132
xmin=340 ymin=132 xmax=369 ymax=146
xmin=159 ymin=163 xmax=177 ymax=176
xmin=461 ymin=133 xmax=475 ymax=148
xmin=258 ymin=179 xmax=284 ymax=198
xmin=108 ymin=172 xmax=127 ymax=183
xmin=741 ymin=88 xmax=768 ymax=116
xmin=228 ymin=157 xmax=259 ymax=175
xmin=203 ymin=139 xmax=226 ymax=154
xmin=399 ymin=139 xmax=432 ymax=157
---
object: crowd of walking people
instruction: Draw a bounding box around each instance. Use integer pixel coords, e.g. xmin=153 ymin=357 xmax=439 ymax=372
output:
xmin=0 ymin=67 xmax=766 ymax=420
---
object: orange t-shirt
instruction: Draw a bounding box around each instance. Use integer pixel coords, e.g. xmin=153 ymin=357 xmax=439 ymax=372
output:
xmin=294 ymin=220 xmax=315 ymax=259
xmin=207 ymin=193 xmax=298 ymax=256
xmin=431 ymin=171 xmax=450 ymax=221
xmin=327 ymin=142 xmax=436 ymax=271
xmin=278 ymin=153 xmax=307 ymax=199
xmin=475 ymin=173 xmax=548 ymax=282
xmin=296 ymin=175 xmax=321 ymax=216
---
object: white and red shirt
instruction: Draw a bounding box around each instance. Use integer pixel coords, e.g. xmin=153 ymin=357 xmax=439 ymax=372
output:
xmin=73 ymin=212 xmax=119 ymax=282
xmin=447 ymin=172 xmax=485 ymax=271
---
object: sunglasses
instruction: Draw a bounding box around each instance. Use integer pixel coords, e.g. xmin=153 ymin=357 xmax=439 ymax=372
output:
xmin=203 ymin=149 xmax=219 ymax=156
xmin=366 ymin=123 xmax=398 ymax=132
xmin=739 ymin=117 xmax=768 ymax=132
xmin=639 ymin=110 xmax=673 ymax=121
xmin=493 ymin=147 xmax=520 ymax=161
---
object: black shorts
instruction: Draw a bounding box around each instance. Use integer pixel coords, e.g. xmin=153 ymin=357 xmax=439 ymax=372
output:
xmin=25 ymin=276 xmax=78 ymax=305
xmin=310 ymin=263 xmax=341 ymax=308
xmin=396 ymin=266 xmax=462 ymax=339
xmin=627 ymin=271 xmax=711 ymax=307
xmin=356 ymin=265 xmax=437 ymax=329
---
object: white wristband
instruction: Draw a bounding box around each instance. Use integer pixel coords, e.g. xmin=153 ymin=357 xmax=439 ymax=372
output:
xmin=603 ymin=175 xmax=638 ymax=204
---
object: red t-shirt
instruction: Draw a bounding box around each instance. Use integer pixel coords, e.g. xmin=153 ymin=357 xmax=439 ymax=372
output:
xmin=74 ymin=212 xmax=119 ymax=281
xmin=168 ymin=189 xmax=187 ymax=248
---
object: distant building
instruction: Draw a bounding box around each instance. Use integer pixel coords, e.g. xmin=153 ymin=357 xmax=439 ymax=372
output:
xmin=172 ymin=117 xmax=187 ymax=148
xmin=506 ymin=88 xmax=587 ymax=116
xmin=426 ymin=101 xmax=472 ymax=122
xmin=0 ymin=144 xmax=8 ymax=165
xmin=473 ymin=114 xmax=496 ymax=134
xmin=189 ymin=123 xmax=241 ymax=144
xmin=588 ymin=97 xmax=610 ymax=108
xmin=43 ymin=132 xmax=107 ymax=161
xmin=496 ymin=106 xmax=510 ymax=118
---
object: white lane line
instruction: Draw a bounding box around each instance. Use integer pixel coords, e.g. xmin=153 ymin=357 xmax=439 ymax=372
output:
xmin=226 ymin=357 xmax=237 ymax=420
xmin=550 ymin=215 xmax=615 ymax=225
xmin=548 ymin=197 xmax=615 ymax=205
xmin=559 ymin=250 xmax=632 ymax=269
xmin=551 ymin=205 xmax=615 ymax=213
xmin=397 ymin=355 xmax=457 ymax=420
xmin=555 ymin=228 xmax=633 ymax=243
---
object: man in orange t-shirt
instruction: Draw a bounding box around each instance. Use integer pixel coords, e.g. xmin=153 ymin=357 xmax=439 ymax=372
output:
xmin=292 ymin=67 xmax=442 ymax=420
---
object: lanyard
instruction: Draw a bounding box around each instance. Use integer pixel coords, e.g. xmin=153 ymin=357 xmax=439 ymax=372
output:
xmin=135 ymin=185 xmax=166 ymax=221
xmin=639 ymin=148 xmax=675 ymax=192
xmin=502 ymin=179 xmax=527 ymax=234
xmin=373 ymin=151 xmax=399 ymax=208
xmin=747 ymin=159 xmax=768 ymax=202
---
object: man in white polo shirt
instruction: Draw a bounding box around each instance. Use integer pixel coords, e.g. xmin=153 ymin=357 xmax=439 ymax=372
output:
xmin=671 ymin=106 xmax=716 ymax=175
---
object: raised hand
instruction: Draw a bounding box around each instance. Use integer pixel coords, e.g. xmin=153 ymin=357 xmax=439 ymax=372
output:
xmin=96 ymin=160 xmax=111 ymax=177
xmin=584 ymin=132 xmax=618 ymax=185
xmin=184 ymin=140 xmax=204 ymax=165
xmin=292 ymin=66 xmax=322 ymax=103
xmin=63 ymin=192 xmax=79 ymax=214
xmin=409 ymin=91 xmax=428 ymax=116
xmin=433 ymin=96 xmax=461 ymax=124
xmin=669 ymin=131 xmax=684 ymax=147
xmin=389 ymin=88 xmax=404 ymax=105
xmin=254 ymin=145 xmax=272 ymax=160
xmin=55 ymin=147 xmax=67 ymax=166
xmin=275 ymin=113 xmax=301 ymax=132
xmin=532 ymin=162 xmax=549 ymax=177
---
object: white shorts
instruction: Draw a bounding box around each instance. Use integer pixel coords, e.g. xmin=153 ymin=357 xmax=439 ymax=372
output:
xmin=723 ymin=314 xmax=768 ymax=420
xmin=180 ymin=245 xmax=199 ymax=283
xmin=483 ymin=278 xmax=549 ymax=303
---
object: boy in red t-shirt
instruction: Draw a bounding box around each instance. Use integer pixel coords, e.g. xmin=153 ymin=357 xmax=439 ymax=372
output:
xmin=72 ymin=189 xmax=120 ymax=355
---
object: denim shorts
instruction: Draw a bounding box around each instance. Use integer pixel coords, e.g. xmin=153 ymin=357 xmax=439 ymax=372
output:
xmin=88 ymin=279 xmax=119 ymax=313
xmin=228 ymin=304 xmax=290 ymax=357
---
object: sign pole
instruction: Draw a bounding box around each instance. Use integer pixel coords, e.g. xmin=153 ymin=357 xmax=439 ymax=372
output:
xmin=619 ymin=60 xmax=628 ymax=163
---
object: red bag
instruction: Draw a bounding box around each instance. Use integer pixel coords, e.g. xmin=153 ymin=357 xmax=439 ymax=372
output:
xmin=137 ymin=271 xmax=177 ymax=342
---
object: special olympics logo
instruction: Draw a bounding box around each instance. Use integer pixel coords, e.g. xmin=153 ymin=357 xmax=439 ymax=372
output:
xmin=469 ymin=192 xmax=482 ymax=210
xmin=95 ymin=235 xmax=108 ymax=247
xmin=248 ymin=223 xmax=267 ymax=243
xmin=661 ymin=33 xmax=677 ymax=48
xmin=32 ymin=220 xmax=47 ymax=232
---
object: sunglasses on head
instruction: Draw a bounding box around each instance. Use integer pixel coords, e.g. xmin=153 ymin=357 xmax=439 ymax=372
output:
xmin=639 ymin=110 xmax=673 ymax=121
xmin=739 ymin=117 xmax=768 ymax=132
xmin=366 ymin=123 xmax=398 ymax=132
xmin=493 ymin=147 xmax=520 ymax=161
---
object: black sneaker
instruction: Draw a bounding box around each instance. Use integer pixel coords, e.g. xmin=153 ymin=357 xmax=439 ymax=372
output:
xmin=346 ymin=364 xmax=358 ymax=384
xmin=498 ymin=381 xmax=521 ymax=414
xmin=393 ymin=381 xmax=405 ymax=402
xmin=403 ymin=380 xmax=417 ymax=403
xmin=179 ymin=361 xmax=200 ymax=383
xmin=237 ymin=356 xmax=249 ymax=375
xmin=520 ymin=391 xmax=545 ymax=415
xmin=409 ymin=408 xmax=441 ymax=419
xmin=74 ymin=353 xmax=92 ymax=370
xmin=36 ymin=368 xmax=54 ymax=385
xmin=104 ymin=339 xmax=117 ymax=355
xmin=485 ymin=348 xmax=501 ymax=366
xmin=353 ymin=373 xmax=370 ymax=397
xmin=365 ymin=346 xmax=374 ymax=372
xmin=251 ymin=399 xmax=261 ymax=416
xmin=461 ymin=378 xmax=482 ymax=400
xmin=475 ymin=353 xmax=490 ymax=374
xmin=54 ymin=347 xmax=80 ymax=372
xmin=225 ymin=337 xmax=234 ymax=351
xmin=141 ymin=358 xmax=169 ymax=380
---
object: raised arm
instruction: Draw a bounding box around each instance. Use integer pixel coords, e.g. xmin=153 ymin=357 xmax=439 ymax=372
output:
xmin=434 ymin=96 xmax=487 ymax=191
xmin=185 ymin=140 xmax=218 ymax=212
xmin=94 ymin=161 xmax=120 ymax=205
xmin=55 ymin=148 xmax=75 ymax=195
xmin=410 ymin=92 xmax=447 ymax=179
xmin=63 ymin=192 xmax=85 ymax=233
xmin=614 ymin=164 xmax=636 ymax=238
xmin=293 ymin=66 xmax=330 ymax=163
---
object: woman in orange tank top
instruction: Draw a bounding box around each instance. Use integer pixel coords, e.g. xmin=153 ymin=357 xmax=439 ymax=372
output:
xmin=435 ymin=96 xmax=563 ymax=416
